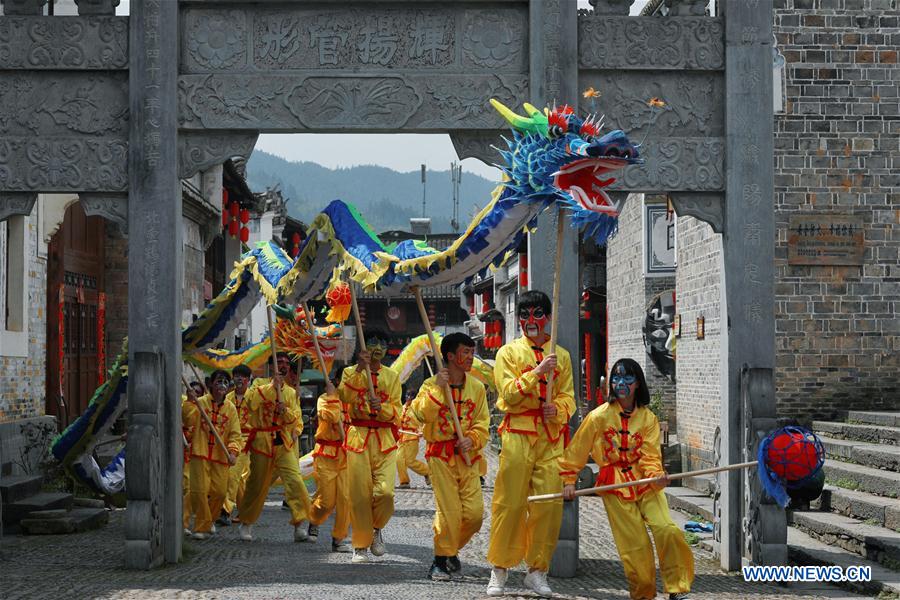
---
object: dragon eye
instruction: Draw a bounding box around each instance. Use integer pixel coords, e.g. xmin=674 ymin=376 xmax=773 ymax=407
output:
xmin=548 ymin=125 xmax=564 ymax=139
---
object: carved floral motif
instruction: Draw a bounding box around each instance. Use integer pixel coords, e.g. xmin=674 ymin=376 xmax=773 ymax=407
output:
xmin=180 ymin=75 xmax=287 ymax=128
xmin=421 ymin=75 xmax=526 ymax=128
xmin=0 ymin=136 xmax=126 ymax=192
xmin=0 ymin=16 xmax=127 ymax=69
xmin=179 ymin=133 xmax=258 ymax=179
xmin=462 ymin=11 xmax=525 ymax=69
xmin=610 ymin=138 xmax=724 ymax=192
xmin=186 ymin=11 xmax=246 ymax=70
xmin=285 ymin=77 xmax=422 ymax=129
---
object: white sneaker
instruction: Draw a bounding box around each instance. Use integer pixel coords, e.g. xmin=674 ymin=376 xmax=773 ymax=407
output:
xmin=370 ymin=528 xmax=386 ymax=556
xmin=239 ymin=523 xmax=253 ymax=541
xmin=191 ymin=532 xmax=210 ymax=540
xmin=294 ymin=520 xmax=310 ymax=542
xmin=351 ymin=547 xmax=369 ymax=563
xmin=523 ymin=569 xmax=552 ymax=597
xmin=183 ymin=528 xmax=192 ymax=536
xmin=486 ymin=567 xmax=508 ymax=596
xmin=210 ymin=523 xmax=217 ymax=534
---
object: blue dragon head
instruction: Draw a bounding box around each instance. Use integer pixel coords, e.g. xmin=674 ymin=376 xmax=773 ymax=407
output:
xmin=490 ymin=99 xmax=642 ymax=244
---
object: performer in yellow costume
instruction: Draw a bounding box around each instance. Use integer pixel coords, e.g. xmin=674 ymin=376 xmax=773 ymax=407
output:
xmin=561 ymin=358 xmax=693 ymax=600
xmin=411 ymin=333 xmax=489 ymax=581
xmin=183 ymin=370 xmax=242 ymax=540
xmin=338 ymin=331 xmax=402 ymax=563
xmin=308 ymin=369 xmax=352 ymax=553
xmin=181 ymin=394 xmax=196 ymax=533
xmin=237 ymin=354 xmax=312 ymax=543
xmin=486 ymin=290 xmax=575 ymax=597
xmin=223 ymin=364 xmax=253 ymax=523
xmin=397 ymin=389 xmax=430 ymax=488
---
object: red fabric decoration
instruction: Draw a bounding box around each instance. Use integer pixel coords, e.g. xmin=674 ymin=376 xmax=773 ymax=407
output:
xmin=222 ymin=209 xmax=229 ymax=228
xmin=766 ymin=430 xmax=820 ymax=481
xmin=240 ymin=226 xmax=250 ymax=243
xmin=97 ymin=293 xmax=106 ymax=385
xmin=222 ymin=188 xmax=229 ymax=207
xmin=229 ymin=201 xmax=239 ymax=217
xmin=290 ymin=246 xmax=299 ymax=258
xmin=240 ymin=209 xmax=250 ymax=224
xmin=228 ymin=220 xmax=239 ymax=237
xmin=291 ymin=232 xmax=301 ymax=244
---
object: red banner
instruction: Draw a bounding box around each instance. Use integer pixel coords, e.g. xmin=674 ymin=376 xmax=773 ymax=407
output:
xmin=97 ymin=292 xmax=106 ymax=385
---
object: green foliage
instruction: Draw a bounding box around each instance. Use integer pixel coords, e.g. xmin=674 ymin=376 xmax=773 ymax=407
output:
xmin=649 ymin=389 xmax=666 ymax=421
xmin=684 ymin=531 xmax=701 ymax=546
xmin=827 ymin=477 xmax=860 ymax=491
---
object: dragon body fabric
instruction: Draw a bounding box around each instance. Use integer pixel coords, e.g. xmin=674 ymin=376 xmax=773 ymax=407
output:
xmin=52 ymin=100 xmax=641 ymax=495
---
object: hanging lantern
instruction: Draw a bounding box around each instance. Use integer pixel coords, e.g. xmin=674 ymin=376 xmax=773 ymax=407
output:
xmin=240 ymin=208 xmax=250 ymax=224
xmin=228 ymin=220 xmax=239 ymax=238
xmin=240 ymin=226 xmax=250 ymax=243
xmin=229 ymin=201 xmax=239 ymax=217
xmin=222 ymin=188 xmax=229 ymax=208
xmin=427 ymin=303 xmax=436 ymax=327
xmin=519 ymin=253 xmax=528 ymax=288
xmin=222 ymin=209 xmax=229 ymax=228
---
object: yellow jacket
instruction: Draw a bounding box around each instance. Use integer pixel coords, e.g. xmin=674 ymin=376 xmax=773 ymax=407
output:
xmin=558 ymin=401 xmax=664 ymax=502
xmin=184 ymin=393 xmax=243 ymax=465
xmin=243 ymin=383 xmax=303 ymax=457
xmin=224 ymin=390 xmax=252 ymax=443
xmin=493 ymin=336 xmax=575 ymax=443
xmin=312 ymin=392 xmax=347 ymax=460
xmin=398 ymin=402 xmax=424 ymax=443
xmin=338 ymin=364 xmax=402 ymax=454
xmin=411 ymin=374 xmax=490 ymax=464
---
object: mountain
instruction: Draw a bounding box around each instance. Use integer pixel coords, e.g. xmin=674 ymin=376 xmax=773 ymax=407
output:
xmin=246 ymin=151 xmax=501 ymax=233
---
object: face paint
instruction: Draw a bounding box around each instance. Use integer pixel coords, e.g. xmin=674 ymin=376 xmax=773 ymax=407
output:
xmin=610 ymin=365 xmax=636 ymax=399
xmin=451 ymin=346 xmax=475 ymax=372
xmin=366 ymin=337 xmax=387 ymax=361
xmin=517 ymin=307 xmax=549 ymax=340
xmin=233 ymin=374 xmax=250 ymax=394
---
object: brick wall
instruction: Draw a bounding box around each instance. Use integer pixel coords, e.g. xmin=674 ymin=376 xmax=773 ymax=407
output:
xmin=104 ymin=233 xmax=128 ymax=362
xmin=0 ymin=211 xmax=48 ymax=423
xmin=774 ymin=0 xmax=900 ymax=417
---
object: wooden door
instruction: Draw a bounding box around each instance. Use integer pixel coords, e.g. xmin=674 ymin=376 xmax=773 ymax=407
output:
xmin=46 ymin=202 xmax=106 ymax=428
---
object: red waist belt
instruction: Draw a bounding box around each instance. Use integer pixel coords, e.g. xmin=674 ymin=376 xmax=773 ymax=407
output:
xmin=501 ymin=409 xmax=570 ymax=446
xmin=243 ymin=425 xmax=280 ymax=452
xmin=351 ymin=419 xmax=399 ymax=441
xmin=315 ymin=438 xmax=343 ymax=447
xmin=425 ymin=439 xmax=481 ymax=462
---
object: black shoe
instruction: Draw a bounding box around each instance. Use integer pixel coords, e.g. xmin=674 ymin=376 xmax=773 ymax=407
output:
xmin=670 ymin=594 xmax=691 ymax=600
xmin=308 ymin=524 xmax=319 ymax=542
xmin=480 ymin=476 xmax=486 ymax=487
xmin=216 ymin=511 xmax=231 ymax=527
xmin=447 ymin=555 xmax=461 ymax=573
xmin=428 ymin=557 xmax=452 ymax=581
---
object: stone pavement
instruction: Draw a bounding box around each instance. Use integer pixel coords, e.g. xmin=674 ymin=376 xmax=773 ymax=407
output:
xmin=0 ymin=450 xmax=864 ymax=599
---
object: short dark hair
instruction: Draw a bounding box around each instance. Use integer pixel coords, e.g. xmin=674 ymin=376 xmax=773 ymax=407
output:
xmin=209 ymin=369 xmax=231 ymax=384
xmin=441 ymin=332 xmax=476 ymax=362
xmin=232 ymin=364 xmax=252 ymax=378
xmin=607 ymin=358 xmax=651 ymax=407
xmin=365 ymin=328 xmax=389 ymax=345
xmin=518 ymin=290 xmax=552 ymax=316
xmin=288 ymin=359 xmax=300 ymax=374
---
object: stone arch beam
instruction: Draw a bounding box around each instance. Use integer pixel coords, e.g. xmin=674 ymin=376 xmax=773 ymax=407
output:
xmin=178 ymin=132 xmax=259 ymax=180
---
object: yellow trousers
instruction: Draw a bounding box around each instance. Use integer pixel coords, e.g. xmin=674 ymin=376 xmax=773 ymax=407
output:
xmin=602 ymin=491 xmax=694 ymax=600
xmin=487 ymin=433 xmax=563 ymax=571
xmin=182 ymin=465 xmax=191 ymax=529
xmin=238 ymin=446 xmax=311 ymax=526
xmin=347 ymin=434 xmax=397 ymax=549
xmin=224 ymin=452 xmax=251 ymax=515
xmin=429 ymin=457 xmax=483 ymax=557
xmin=189 ymin=457 xmax=230 ymax=534
xmin=397 ymin=440 xmax=430 ymax=484
xmin=309 ymin=454 xmax=351 ymax=540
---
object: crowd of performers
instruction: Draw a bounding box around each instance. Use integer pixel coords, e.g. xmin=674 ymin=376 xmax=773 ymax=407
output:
xmin=180 ymin=290 xmax=694 ymax=600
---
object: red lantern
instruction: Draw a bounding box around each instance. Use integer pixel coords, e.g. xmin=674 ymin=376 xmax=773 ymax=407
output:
xmin=222 ymin=188 xmax=229 ymax=207
xmin=519 ymin=253 xmax=528 ymax=288
xmin=240 ymin=226 xmax=249 ymax=243
xmin=240 ymin=209 xmax=250 ymax=224
xmin=222 ymin=209 xmax=229 ymax=228
xmin=228 ymin=220 xmax=239 ymax=238
xmin=230 ymin=201 xmax=239 ymax=217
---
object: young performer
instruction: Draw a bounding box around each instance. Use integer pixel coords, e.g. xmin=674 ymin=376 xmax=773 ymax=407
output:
xmin=338 ymin=331 xmax=402 ymax=563
xmin=237 ymin=354 xmax=312 ymax=542
xmin=182 ymin=392 xmax=197 ymax=534
xmin=486 ymin=290 xmax=575 ymax=597
xmin=411 ymin=333 xmax=489 ymax=581
xmin=397 ymin=388 xmax=430 ymax=489
xmin=184 ymin=370 xmax=242 ymax=540
xmin=223 ymin=364 xmax=253 ymax=523
xmin=307 ymin=367 xmax=352 ymax=552
xmin=560 ymin=358 xmax=693 ymax=600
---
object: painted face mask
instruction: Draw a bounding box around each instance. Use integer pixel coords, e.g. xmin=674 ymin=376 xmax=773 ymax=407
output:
xmin=366 ymin=337 xmax=387 ymax=361
xmin=518 ymin=307 xmax=549 ymax=340
xmin=452 ymin=345 xmax=475 ymax=371
xmin=610 ymin=365 xmax=636 ymax=399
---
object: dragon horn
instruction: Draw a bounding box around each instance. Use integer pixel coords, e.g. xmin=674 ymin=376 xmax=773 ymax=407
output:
xmin=522 ymin=102 xmax=542 ymax=117
xmin=490 ymin=98 xmax=532 ymax=130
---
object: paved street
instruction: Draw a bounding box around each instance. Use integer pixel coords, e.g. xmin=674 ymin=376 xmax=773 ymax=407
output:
xmin=0 ymin=450 xmax=862 ymax=599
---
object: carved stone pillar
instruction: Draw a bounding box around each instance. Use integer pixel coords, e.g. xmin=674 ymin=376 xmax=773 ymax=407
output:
xmin=0 ymin=0 xmax=47 ymax=15
xmin=126 ymin=0 xmax=181 ymax=569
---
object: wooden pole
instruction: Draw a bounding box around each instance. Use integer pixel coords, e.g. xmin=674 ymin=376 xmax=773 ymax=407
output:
xmin=301 ymin=301 xmax=343 ymax=441
xmin=264 ymin=304 xmax=288 ymax=411
xmin=528 ymin=460 xmax=759 ymax=502
xmin=348 ymin=283 xmax=378 ymax=416
xmin=544 ymin=209 xmax=566 ymax=405
xmin=412 ymin=287 xmax=471 ymax=466
xmin=181 ymin=371 xmax=231 ymax=460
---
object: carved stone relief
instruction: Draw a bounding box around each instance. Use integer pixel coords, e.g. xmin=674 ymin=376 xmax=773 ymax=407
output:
xmin=669 ymin=192 xmax=724 ymax=233
xmin=0 ymin=0 xmax=47 ymax=16
xmin=0 ymin=137 xmax=127 ymax=192
xmin=183 ymin=10 xmax=247 ymax=71
xmin=80 ymin=192 xmax=127 ymax=233
xmin=462 ymin=10 xmax=527 ymax=71
xmin=609 ymin=137 xmax=725 ymax=192
xmin=178 ymin=132 xmax=259 ymax=180
xmin=579 ymin=17 xmax=724 ymax=70
xmin=74 ymin=0 xmax=120 ymax=16
xmin=579 ymin=72 xmax=724 ymax=137
xmin=449 ymin=132 xmax=503 ymax=166
xmin=0 ymin=16 xmax=128 ymax=69
xmin=419 ymin=75 xmax=526 ymax=129
xmin=0 ymin=192 xmax=37 ymax=221
xmin=285 ymin=76 xmax=423 ymax=129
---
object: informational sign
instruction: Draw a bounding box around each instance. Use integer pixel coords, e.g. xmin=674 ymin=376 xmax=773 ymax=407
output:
xmin=787 ymin=215 xmax=864 ymax=266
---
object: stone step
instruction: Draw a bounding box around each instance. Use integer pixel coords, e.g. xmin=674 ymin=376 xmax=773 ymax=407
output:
xmin=825 ymin=459 xmax=900 ymax=499
xmin=846 ymin=411 xmax=900 ymax=428
xmin=681 ymin=473 xmax=716 ymax=496
xmin=813 ymin=485 xmax=900 ymax=532
xmin=0 ymin=474 xmax=44 ymax=503
xmin=788 ymin=510 xmax=900 ymax=572
xmin=814 ymin=420 xmax=900 ymax=446
xmin=664 ymin=486 xmax=715 ymax=523
xmin=20 ymin=507 xmax=109 ymax=535
xmin=1 ymin=492 xmax=74 ymax=524
xmin=819 ymin=435 xmax=900 ymax=472
xmin=788 ymin=523 xmax=900 ymax=597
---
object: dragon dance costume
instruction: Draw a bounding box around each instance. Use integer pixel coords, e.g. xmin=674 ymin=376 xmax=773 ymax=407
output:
xmin=237 ymin=382 xmax=311 ymax=528
xmin=559 ymin=402 xmax=693 ymax=599
xmin=308 ymin=391 xmax=351 ymax=542
xmin=397 ymin=402 xmax=430 ymax=486
xmin=222 ymin=388 xmax=253 ymax=517
xmin=411 ymin=374 xmax=489 ymax=559
xmin=184 ymin=393 xmax=243 ymax=535
xmin=338 ymin=364 xmax=402 ymax=551
xmin=487 ymin=335 xmax=575 ymax=572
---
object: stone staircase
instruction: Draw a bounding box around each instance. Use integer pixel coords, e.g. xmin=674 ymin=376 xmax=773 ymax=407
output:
xmin=665 ymin=410 xmax=900 ymax=597
xmin=0 ymin=472 xmax=108 ymax=535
